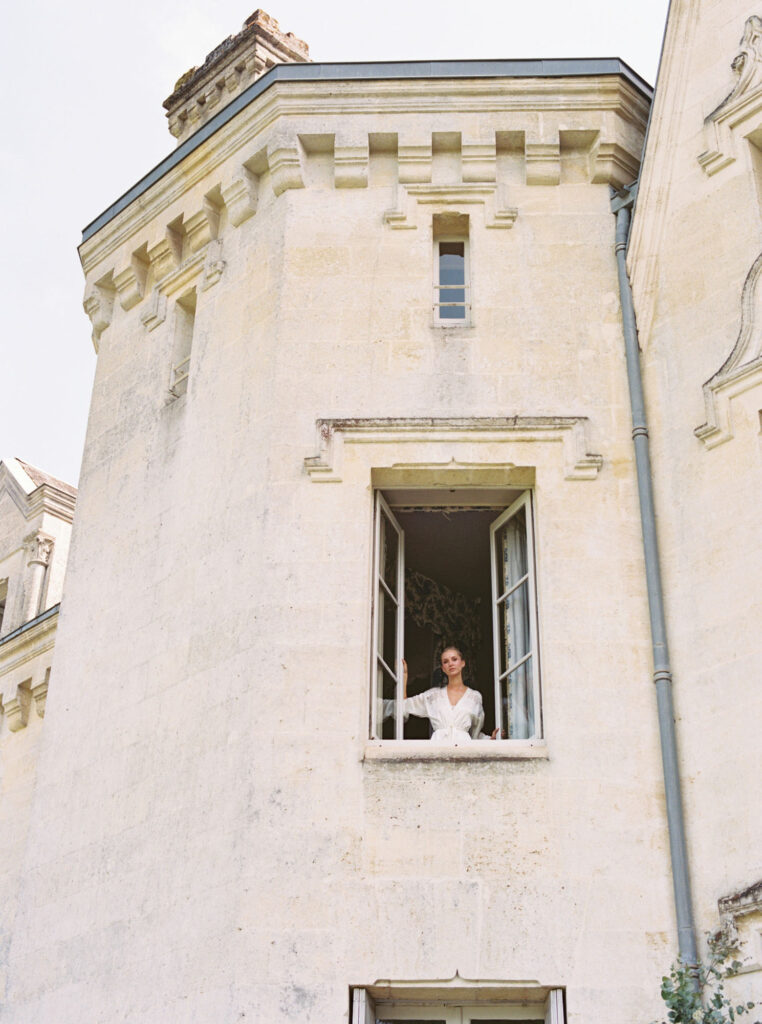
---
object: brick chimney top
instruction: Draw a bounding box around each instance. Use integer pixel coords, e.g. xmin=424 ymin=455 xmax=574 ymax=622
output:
xmin=163 ymin=9 xmax=310 ymax=145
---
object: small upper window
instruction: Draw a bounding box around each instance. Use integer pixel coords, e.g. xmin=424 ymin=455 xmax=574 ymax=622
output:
xmin=169 ymin=288 xmax=197 ymax=399
xmin=433 ymin=213 xmax=470 ymax=325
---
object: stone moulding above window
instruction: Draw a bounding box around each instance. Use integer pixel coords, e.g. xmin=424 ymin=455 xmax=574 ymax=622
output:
xmin=695 ymin=249 xmax=762 ymax=448
xmin=303 ymin=416 xmax=603 ymax=482
xmin=718 ymin=879 xmax=762 ymax=975
xmin=383 ymin=183 xmax=518 ymax=230
xmin=351 ymin=976 xmax=566 ymax=1024
xmin=698 ymin=16 xmax=762 ymax=176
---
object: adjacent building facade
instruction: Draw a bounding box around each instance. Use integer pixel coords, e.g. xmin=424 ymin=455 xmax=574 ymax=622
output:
xmin=1 ymin=3 xmax=759 ymax=1021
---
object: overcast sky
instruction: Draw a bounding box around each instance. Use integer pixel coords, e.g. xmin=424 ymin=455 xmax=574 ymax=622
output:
xmin=1 ymin=0 xmax=669 ymax=486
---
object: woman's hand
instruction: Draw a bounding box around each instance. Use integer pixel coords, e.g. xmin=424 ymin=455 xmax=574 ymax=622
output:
xmin=491 ymin=726 xmax=506 ymax=740
xmin=402 ymin=659 xmax=408 ymax=698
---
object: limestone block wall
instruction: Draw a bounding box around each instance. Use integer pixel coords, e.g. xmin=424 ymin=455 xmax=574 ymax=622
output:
xmin=2 ymin=71 xmax=682 ymax=1023
xmin=629 ymin=0 xmax=762 ymax=970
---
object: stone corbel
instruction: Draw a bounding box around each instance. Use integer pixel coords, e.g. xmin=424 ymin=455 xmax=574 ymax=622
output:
xmin=590 ymin=139 xmax=641 ymax=189
xmin=83 ymin=277 xmax=115 ymax=353
xmin=221 ymin=167 xmax=259 ymax=226
xmin=3 ymin=684 xmax=31 ymax=733
xmin=267 ymin=135 xmax=305 ymax=196
xmin=525 ymin=137 xmax=561 ymax=186
xmin=140 ymin=288 xmax=168 ymax=331
xmin=334 ymin=133 xmax=369 ymax=189
xmin=699 ymin=16 xmax=762 ymax=176
xmin=398 ymin=135 xmax=433 ymax=184
xmin=184 ymin=198 xmax=220 ymax=254
xmin=304 ymin=416 xmax=602 ymax=483
xmin=114 ymin=252 xmax=149 ymax=310
xmin=147 ymin=235 xmax=179 ymax=282
xmin=31 ymin=671 xmax=49 ymax=718
xmin=201 ymin=239 xmax=226 ymax=291
xmin=461 ymin=139 xmax=497 ymax=183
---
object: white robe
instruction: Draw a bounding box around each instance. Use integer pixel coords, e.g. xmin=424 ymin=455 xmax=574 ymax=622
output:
xmin=403 ymin=686 xmax=485 ymax=744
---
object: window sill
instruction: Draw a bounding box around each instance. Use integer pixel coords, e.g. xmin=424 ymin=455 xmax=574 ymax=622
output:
xmin=363 ymin=739 xmax=548 ymax=762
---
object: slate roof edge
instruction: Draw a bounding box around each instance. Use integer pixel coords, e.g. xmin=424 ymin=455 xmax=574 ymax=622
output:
xmin=81 ymin=57 xmax=652 ymax=244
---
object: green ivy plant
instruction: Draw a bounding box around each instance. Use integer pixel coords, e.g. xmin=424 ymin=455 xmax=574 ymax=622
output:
xmin=656 ymin=932 xmax=760 ymax=1024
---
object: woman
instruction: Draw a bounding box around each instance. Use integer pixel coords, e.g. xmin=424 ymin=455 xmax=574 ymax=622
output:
xmin=401 ymin=646 xmax=494 ymax=744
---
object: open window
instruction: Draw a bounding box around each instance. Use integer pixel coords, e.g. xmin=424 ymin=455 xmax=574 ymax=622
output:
xmin=370 ymin=488 xmax=541 ymax=742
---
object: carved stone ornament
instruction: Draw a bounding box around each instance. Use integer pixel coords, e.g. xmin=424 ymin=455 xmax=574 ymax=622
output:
xmin=696 ymin=249 xmax=762 ymax=447
xmin=24 ymin=532 xmax=54 ymax=566
xmin=383 ymin=183 xmax=518 ymax=231
xmin=699 ymin=16 xmax=762 ymax=175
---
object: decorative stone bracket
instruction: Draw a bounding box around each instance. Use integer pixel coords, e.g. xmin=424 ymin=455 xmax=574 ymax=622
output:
xmin=696 ymin=249 xmax=762 ymax=447
xmin=83 ymin=278 xmax=115 ymax=353
xmin=304 ymin=416 xmax=603 ymax=482
xmin=383 ymin=183 xmax=518 ymax=230
xmin=699 ymin=16 xmax=762 ymax=176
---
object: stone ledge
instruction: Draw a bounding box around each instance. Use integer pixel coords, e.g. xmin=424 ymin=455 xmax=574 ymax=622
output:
xmin=363 ymin=739 xmax=549 ymax=762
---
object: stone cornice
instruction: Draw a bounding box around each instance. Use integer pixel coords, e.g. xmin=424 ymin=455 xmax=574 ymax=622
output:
xmin=79 ymin=72 xmax=650 ymax=276
xmin=0 ymin=462 xmax=76 ymax=525
xmin=304 ymin=416 xmax=603 ymax=482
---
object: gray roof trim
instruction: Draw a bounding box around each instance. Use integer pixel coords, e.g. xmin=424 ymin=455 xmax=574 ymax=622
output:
xmin=81 ymin=57 xmax=652 ymax=243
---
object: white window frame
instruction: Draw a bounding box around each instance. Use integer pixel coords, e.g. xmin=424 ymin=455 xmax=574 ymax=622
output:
xmin=433 ymin=236 xmax=470 ymax=325
xmin=354 ymin=989 xmax=565 ymax=1024
xmin=369 ymin=489 xmax=541 ymax=742
xmin=369 ymin=492 xmax=405 ymax=740
xmin=489 ymin=491 xmax=541 ymax=740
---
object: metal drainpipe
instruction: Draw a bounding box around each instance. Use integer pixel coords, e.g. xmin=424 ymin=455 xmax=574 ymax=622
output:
xmin=612 ymin=187 xmax=698 ymax=967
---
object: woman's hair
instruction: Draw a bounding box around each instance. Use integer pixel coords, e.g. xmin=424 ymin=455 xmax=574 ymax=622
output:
xmin=440 ymin=644 xmax=464 ymax=661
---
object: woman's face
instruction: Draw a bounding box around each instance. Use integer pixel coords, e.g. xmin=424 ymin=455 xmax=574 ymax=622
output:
xmin=441 ymin=648 xmax=465 ymax=678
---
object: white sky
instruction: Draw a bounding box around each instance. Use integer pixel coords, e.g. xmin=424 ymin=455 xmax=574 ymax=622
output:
xmin=0 ymin=0 xmax=669 ymax=485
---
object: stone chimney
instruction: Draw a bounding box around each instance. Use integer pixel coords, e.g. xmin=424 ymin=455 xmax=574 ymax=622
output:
xmin=163 ymin=9 xmax=310 ymax=145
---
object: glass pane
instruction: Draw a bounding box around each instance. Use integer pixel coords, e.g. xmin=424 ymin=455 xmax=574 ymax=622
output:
xmin=494 ymin=505 xmax=527 ymax=601
xmin=439 ymin=287 xmax=466 ymax=304
xmin=380 ymin=513 xmax=399 ymax=596
xmin=376 ymin=584 xmax=398 ymax=671
xmin=378 ymin=662 xmax=398 ymax=740
xmin=500 ymin=655 xmax=534 ymax=739
xmin=439 ymin=304 xmax=466 ymax=320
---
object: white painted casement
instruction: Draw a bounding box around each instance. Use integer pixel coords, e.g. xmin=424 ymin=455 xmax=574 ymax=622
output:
xmin=370 ymin=493 xmax=405 ymax=741
xmin=354 ymin=989 xmax=565 ymax=1024
xmin=490 ymin=491 xmax=541 ymax=740
xmin=369 ymin=489 xmax=541 ymax=741
xmin=434 ymin=237 xmax=469 ymax=323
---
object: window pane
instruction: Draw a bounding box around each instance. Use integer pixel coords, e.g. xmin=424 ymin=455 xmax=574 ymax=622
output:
xmin=381 ymin=513 xmax=399 ymax=596
xmin=376 ymin=584 xmax=399 ymax=671
xmin=494 ymin=505 xmax=528 ymax=601
xmin=500 ymin=656 xmax=534 ymax=738
xmin=378 ymin=662 xmax=398 ymax=739
xmin=439 ymin=304 xmax=466 ymax=320
xmin=439 ymin=287 xmax=466 ymax=304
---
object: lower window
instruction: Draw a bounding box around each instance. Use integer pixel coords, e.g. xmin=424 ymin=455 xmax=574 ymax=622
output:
xmin=370 ymin=486 xmax=541 ymax=742
xmin=353 ymin=989 xmax=564 ymax=1024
